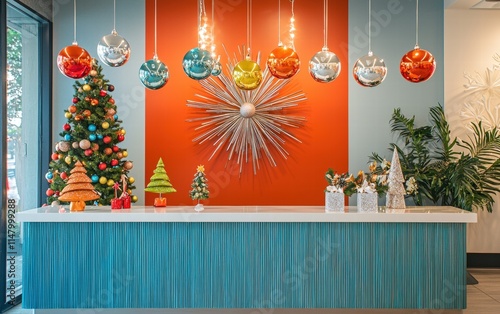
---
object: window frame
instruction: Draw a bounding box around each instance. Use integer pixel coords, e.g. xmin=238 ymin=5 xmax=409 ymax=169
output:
xmin=0 ymin=0 xmax=52 ymax=310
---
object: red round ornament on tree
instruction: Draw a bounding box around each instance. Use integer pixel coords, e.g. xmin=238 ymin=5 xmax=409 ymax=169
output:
xmin=110 ymin=159 xmax=119 ymax=166
xmin=117 ymin=134 xmax=125 ymax=142
xmin=109 ymin=98 xmax=115 ymax=105
xmin=104 ymin=148 xmax=113 ymax=155
xmin=99 ymin=90 xmax=107 ymax=97
xmin=46 ymin=188 xmax=54 ymax=197
xmin=103 ymin=136 xmax=112 ymax=144
xmin=68 ymin=105 xmax=77 ymax=113
xmin=84 ymin=149 xmax=93 ymax=157
xmin=107 ymin=85 xmax=115 ymax=92
xmin=400 ymin=46 xmax=436 ymax=83
xmin=60 ymin=172 xmax=68 ymax=180
xmin=112 ymin=146 xmax=120 ymax=153
xmin=91 ymin=99 xmax=99 ymax=106
xmin=56 ymin=43 xmax=92 ymax=79
xmin=51 ymin=153 xmax=59 ymax=161
xmin=63 ymin=123 xmax=71 ymax=131
xmin=72 ymin=97 xmax=79 ymax=104
xmin=98 ymin=162 xmax=107 ymax=171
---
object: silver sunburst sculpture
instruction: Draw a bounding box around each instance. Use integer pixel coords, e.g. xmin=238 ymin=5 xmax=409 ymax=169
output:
xmin=187 ymin=52 xmax=307 ymax=175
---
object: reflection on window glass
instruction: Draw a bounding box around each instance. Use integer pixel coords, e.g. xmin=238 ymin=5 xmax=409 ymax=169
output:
xmin=6 ymin=3 xmax=42 ymax=301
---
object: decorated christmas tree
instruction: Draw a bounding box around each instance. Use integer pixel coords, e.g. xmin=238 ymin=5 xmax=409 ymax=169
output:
xmin=386 ymin=149 xmax=406 ymax=209
xmin=145 ymin=158 xmax=176 ymax=207
xmin=58 ymin=161 xmax=99 ymax=211
xmin=189 ymin=165 xmax=209 ymax=211
xmin=45 ymin=60 xmax=137 ymax=206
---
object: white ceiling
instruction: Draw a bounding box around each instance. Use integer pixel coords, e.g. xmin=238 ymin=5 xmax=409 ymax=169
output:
xmin=446 ymin=0 xmax=500 ymax=9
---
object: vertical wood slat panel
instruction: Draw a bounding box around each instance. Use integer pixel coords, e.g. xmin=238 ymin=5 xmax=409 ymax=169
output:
xmin=22 ymin=222 xmax=466 ymax=309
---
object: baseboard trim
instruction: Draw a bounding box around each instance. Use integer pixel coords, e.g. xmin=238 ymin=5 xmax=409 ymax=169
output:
xmin=467 ymin=253 xmax=500 ymax=268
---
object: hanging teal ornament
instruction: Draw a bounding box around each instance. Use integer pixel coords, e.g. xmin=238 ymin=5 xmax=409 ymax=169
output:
xmin=182 ymin=47 xmax=214 ymax=80
xmin=138 ymin=0 xmax=168 ymax=90
xmin=211 ymin=60 xmax=222 ymax=76
xmin=139 ymin=55 xmax=169 ymax=90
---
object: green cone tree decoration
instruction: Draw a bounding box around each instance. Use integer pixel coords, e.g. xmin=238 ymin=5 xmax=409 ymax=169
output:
xmin=145 ymin=158 xmax=176 ymax=206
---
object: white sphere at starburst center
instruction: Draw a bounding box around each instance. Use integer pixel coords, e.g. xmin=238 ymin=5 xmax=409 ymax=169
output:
xmin=240 ymin=102 xmax=256 ymax=118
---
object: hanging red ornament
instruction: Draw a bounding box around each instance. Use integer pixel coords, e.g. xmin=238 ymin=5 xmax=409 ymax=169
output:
xmin=63 ymin=123 xmax=71 ymax=131
xmin=98 ymin=162 xmax=107 ymax=171
xmin=91 ymin=143 xmax=100 ymax=151
xmin=108 ymin=98 xmax=115 ymax=105
xmin=68 ymin=105 xmax=77 ymax=113
xmin=51 ymin=153 xmax=59 ymax=161
xmin=91 ymin=99 xmax=99 ymax=106
xmin=117 ymin=134 xmax=125 ymax=142
xmin=72 ymin=97 xmax=79 ymax=103
xmin=84 ymin=149 xmax=93 ymax=157
xmin=99 ymin=90 xmax=107 ymax=97
xmin=103 ymin=136 xmax=112 ymax=144
xmin=104 ymin=147 xmax=113 ymax=155
xmin=46 ymin=188 xmax=55 ymax=197
xmin=60 ymin=172 xmax=68 ymax=180
xmin=83 ymin=109 xmax=91 ymax=117
xmin=56 ymin=43 xmax=92 ymax=79
xmin=112 ymin=146 xmax=120 ymax=152
xmin=110 ymin=159 xmax=119 ymax=166
xmin=267 ymin=46 xmax=300 ymax=79
xmin=107 ymin=85 xmax=115 ymax=92
xmin=400 ymin=47 xmax=436 ymax=83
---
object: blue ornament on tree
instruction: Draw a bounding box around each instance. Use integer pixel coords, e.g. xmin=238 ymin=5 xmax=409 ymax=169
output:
xmin=91 ymin=174 xmax=99 ymax=183
xmin=88 ymin=124 xmax=97 ymax=132
xmin=64 ymin=134 xmax=72 ymax=141
xmin=45 ymin=172 xmax=53 ymax=180
xmin=89 ymin=134 xmax=97 ymax=141
xmin=97 ymin=134 xmax=103 ymax=140
xmin=114 ymin=114 xmax=118 ymax=120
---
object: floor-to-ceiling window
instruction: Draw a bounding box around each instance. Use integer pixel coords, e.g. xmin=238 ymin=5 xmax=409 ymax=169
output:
xmin=0 ymin=0 xmax=51 ymax=311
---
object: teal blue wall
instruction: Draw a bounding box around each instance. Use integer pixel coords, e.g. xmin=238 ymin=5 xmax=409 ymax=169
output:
xmin=348 ymin=0 xmax=444 ymax=204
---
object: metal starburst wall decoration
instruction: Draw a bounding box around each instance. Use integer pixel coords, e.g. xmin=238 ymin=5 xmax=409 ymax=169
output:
xmin=187 ymin=50 xmax=307 ymax=175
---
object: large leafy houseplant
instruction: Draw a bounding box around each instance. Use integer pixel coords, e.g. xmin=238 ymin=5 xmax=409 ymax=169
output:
xmin=372 ymin=105 xmax=500 ymax=212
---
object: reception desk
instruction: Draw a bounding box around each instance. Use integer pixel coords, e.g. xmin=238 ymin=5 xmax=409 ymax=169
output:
xmin=17 ymin=206 xmax=476 ymax=310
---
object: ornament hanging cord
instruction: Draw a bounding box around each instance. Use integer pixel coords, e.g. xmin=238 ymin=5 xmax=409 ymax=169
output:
xmin=415 ymin=0 xmax=419 ymax=47
xmin=289 ymin=0 xmax=295 ymax=49
xmin=246 ymin=0 xmax=252 ymax=57
xmin=278 ymin=0 xmax=281 ymax=45
xmin=73 ymin=0 xmax=77 ymax=44
xmin=154 ymin=0 xmax=157 ymax=58
xmin=113 ymin=0 xmax=116 ymax=32
xmin=323 ymin=0 xmax=328 ymax=49
xmin=211 ymin=0 xmax=216 ymax=57
xmin=368 ymin=0 xmax=372 ymax=54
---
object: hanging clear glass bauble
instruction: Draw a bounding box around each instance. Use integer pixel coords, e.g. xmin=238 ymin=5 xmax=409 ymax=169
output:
xmin=138 ymin=56 xmax=169 ymax=90
xmin=309 ymin=47 xmax=341 ymax=83
xmin=267 ymin=45 xmax=300 ymax=79
xmin=97 ymin=30 xmax=131 ymax=67
xmin=400 ymin=46 xmax=436 ymax=83
xmin=353 ymin=51 xmax=387 ymax=87
xmin=211 ymin=61 xmax=222 ymax=76
xmin=232 ymin=57 xmax=263 ymax=90
xmin=182 ymin=47 xmax=214 ymax=80
xmin=57 ymin=43 xmax=92 ymax=79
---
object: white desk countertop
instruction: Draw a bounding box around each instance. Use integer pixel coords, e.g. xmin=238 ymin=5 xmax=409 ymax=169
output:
xmin=15 ymin=205 xmax=477 ymax=223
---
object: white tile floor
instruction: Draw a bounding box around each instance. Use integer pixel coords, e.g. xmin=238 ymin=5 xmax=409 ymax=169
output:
xmin=5 ymin=269 xmax=500 ymax=314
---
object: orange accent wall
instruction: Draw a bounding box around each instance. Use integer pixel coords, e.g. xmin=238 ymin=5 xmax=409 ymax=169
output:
xmin=145 ymin=0 xmax=348 ymax=206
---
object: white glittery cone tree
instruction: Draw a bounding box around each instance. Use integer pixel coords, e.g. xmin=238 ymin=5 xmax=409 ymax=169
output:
xmin=386 ymin=149 xmax=406 ymax=209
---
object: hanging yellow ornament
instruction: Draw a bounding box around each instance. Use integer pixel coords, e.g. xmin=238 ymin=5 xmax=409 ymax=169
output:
xmin=233 ymin=56 xmax=262 ymax=90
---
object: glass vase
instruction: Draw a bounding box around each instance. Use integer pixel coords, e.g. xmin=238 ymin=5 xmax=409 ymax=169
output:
xmin=325 ymin=192 xmax=345 ymax=212
xmin=357 ymin=193 xmax=378 ymax=212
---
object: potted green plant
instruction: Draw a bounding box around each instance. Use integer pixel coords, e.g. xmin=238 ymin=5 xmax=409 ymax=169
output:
xmin=371 ymin=105 xmax=500 ymax=212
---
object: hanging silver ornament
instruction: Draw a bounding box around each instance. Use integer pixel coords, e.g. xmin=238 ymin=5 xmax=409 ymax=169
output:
xmin=353 ymin=51 xmax=387 ymax=87
xmin=309 ymin=47 xmax=341 ymax=83
xmin=97 ymin=30 xmax=131 ymax=67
